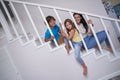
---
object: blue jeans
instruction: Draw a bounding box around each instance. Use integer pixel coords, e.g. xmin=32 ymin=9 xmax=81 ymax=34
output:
xmin=72 ymin=41 xmax=84 ymax=64
xmin=84 ymin=31 xmax=110 ymax=49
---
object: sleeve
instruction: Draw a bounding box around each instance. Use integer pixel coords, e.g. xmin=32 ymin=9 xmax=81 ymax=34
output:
xmin=56 ymin=25 xmax=60 ymax=32
xmin=44 ymin=29 xmax=51 ymax=39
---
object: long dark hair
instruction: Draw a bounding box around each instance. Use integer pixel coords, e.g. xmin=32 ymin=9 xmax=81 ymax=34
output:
xmin=64 ymin=19 xmax=79 ymax=34
xmin=73 ymin=13 xmax=88 ymax=33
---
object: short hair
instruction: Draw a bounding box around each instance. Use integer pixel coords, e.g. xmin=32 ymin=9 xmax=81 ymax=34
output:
xmin=46 ymin=16 xmax=56 ymax=23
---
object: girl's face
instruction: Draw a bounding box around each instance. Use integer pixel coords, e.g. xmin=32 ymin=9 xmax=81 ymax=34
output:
xmin=49 ymin=19 xmax=56 ymax=28
xmin=65 ymin=22 xmax=72 ymax=30
xmin=74 ymin=14 xmax=82 ymax=24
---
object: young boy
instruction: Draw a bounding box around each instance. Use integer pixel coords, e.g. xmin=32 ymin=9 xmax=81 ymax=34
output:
xmin=44 ymin=15 xmax=64 ymax=45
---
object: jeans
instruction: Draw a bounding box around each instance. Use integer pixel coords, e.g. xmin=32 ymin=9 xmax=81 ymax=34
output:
xmin=72 ymin=41 xmax=84 ymax=64
xmin=84 ymin=31 xmax=110 ymax=49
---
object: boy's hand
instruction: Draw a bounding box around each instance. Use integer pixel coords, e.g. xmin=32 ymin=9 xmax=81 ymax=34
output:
xmin=50 ymin=36 xmax=54 ymax=40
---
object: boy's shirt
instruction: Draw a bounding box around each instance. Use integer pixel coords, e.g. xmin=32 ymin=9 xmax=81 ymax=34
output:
xmin=45 ymin=25 xmax=61 ymax=42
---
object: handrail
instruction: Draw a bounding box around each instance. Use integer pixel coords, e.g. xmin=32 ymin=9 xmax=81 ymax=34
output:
xmin=4 ymin=0 xmax=120 ymax=22
xmin=1 ymin=0 xmax=120 ymax=55
xmin=1 ymin=0 xmax=19 ymax=38
xmin=23 ymin=4 xmax=43 ymax=45
xmin=9 ymin=2 xmax=30 ymax=41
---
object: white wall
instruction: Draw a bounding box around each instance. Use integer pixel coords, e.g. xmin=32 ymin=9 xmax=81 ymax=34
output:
xmin=19 ymin=0 xmax=107 ymax=16
xmin=0 ymin=47 xmax=21 ymax=80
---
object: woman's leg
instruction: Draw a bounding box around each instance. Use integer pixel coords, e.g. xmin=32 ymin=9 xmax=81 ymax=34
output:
xmin=73 ymin=42 xmax=87 ymax=75
xmin=84 ymin=35 xmax=97 ymax=49
xmin=84 ymin=31 xmax=111 ymax=51
xmin=96 ymin=31 xmax=112 ymax=52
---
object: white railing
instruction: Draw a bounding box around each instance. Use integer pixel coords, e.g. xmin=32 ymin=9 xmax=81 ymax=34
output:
xmin=0 ymin=0 xmax=120 ymax=55
xmin=0 ymin=9 xmax=13 ymax=41
xmin=1 ymin=0 xmax=30 ymax=42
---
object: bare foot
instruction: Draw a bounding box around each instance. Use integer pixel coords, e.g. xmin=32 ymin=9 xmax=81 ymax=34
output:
xmin=83 ymin=66 xmax=88 ymax=76
xmin=106 ymin=46 xmax=113 ymax=53
xmin=65 ymin=45 xmax=70 ymax=54
xmin=94 ymin=45 xmax=99 ymax=51
xmin=82 ymin=63 xmax=88 ymax=76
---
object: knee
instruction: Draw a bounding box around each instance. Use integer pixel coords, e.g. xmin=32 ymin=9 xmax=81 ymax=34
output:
xmin=75 ymin=55 xmax=84 ymax=64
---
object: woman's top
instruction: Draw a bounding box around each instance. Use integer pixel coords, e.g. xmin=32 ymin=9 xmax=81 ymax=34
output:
xmin=78 ymin=24 xmax=92 ymax=38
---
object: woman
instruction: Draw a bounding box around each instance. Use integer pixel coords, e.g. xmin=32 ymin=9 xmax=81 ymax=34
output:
xmin=73 ymin=13 xmax=112 ymax=52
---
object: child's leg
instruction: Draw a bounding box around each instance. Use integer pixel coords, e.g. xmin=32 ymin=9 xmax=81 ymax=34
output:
xmin=65 ymin=42 xmax=70 ymax=54
xmin=73 ymin=42 xmax=87 ymax=75
xmin=64 ymin=37 xmax=70 ymax=54
xmin=57 ymin=35 xmax=64 ymax=45
xmin=81 ymin=62 xmax=87 ymax=76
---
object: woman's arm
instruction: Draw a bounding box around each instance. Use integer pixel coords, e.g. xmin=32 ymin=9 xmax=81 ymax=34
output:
xmin=87 ymin=19 xmax=94 ymax=35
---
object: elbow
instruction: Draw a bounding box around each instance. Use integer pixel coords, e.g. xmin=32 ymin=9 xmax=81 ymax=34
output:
xmin=67 ymin=37 xmax=71 ymax=40
xmin=44 ymin=39 xmax=48 ymax=42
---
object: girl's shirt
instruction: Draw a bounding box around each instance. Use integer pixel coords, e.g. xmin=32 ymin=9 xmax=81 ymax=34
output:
xmin=69 ymin=29 xmax=82 ymax=42
xmin=45 ymin=25 xmax=60 ymax=42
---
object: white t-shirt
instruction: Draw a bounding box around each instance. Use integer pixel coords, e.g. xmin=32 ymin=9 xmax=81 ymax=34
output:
xmin=77 ymin=24 xmax=91 ymax=38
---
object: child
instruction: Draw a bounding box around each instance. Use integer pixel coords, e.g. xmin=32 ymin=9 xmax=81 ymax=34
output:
xmin=44 ymin=15 xmax=64 ymax=45
xmin=44 ymin=16 xmax=70 ymax=53
xmin=61 ymin=19 xmax=88 ymax=76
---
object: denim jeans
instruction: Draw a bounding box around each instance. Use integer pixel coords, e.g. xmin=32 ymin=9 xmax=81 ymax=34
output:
xmin=84 ymin=31 xmax=110 ymax=49
xmin=72 ymin=41 xmax=84 ymax=64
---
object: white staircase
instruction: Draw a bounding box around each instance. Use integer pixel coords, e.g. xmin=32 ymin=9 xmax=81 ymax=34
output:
xmin=0 ymin=0 xmax=120 ymax=80
xmin=0 ymin=33 xmax=120 ymax=80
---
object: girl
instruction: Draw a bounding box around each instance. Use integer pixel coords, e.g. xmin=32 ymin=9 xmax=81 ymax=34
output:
xmin=73 ymin=13 xmax=113 ymax=52
xmin=61 ymin=19 xmax=88 ymax=76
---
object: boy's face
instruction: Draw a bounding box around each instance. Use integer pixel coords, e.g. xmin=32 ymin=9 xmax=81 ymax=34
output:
xmin=49 ymin=19 xmax=56 ymax=28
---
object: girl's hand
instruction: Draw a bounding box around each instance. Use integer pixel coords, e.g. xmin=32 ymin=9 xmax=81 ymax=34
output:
xmin=59 ymin=23 xmax=62 ymax=28
xmin=61 ymin=30 xmax=66 ymax=37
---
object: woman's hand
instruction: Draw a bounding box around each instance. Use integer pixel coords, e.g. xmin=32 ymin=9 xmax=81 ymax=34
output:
xmin=87 ymin=19 xmax=93 ymax=24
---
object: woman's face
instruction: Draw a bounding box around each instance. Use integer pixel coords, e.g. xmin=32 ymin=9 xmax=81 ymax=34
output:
xmin=74 ymin=14 xmax=82 ymax=25
xmin=48 ymin=19 xmax=56 ymax=28
xmin=65 ymin=22 xmax=72 ymax=30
